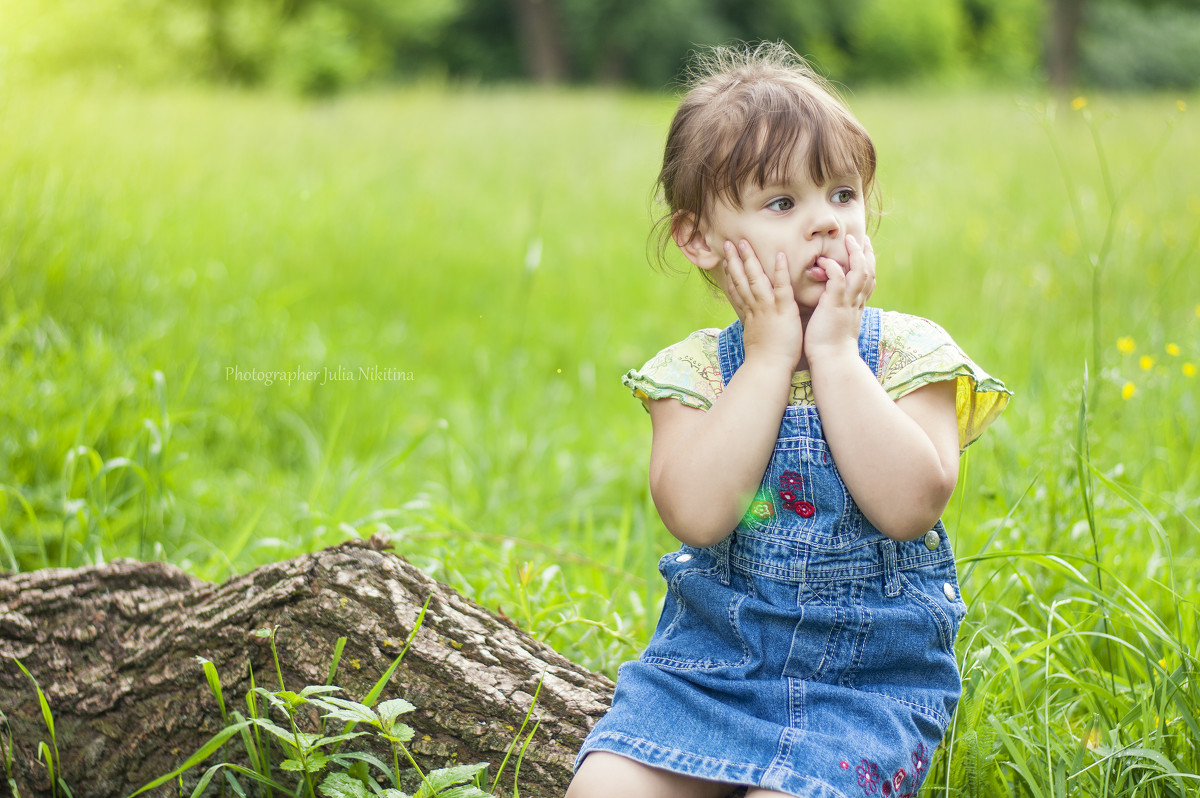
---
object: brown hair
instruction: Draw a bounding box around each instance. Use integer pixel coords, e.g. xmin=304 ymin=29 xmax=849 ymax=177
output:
xmin=652 ymin=42 xmax=878 ymax=284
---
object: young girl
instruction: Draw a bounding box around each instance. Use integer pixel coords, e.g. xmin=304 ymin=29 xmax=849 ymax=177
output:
xmin=568 ymin=43 xmax=1010 ymax=798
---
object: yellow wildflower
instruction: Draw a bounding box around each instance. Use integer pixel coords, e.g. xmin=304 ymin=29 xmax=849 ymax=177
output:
xmin=1122 ymin=382 xmax=1136 ymax=400
xmin=1116 ymin=336 xmax=1136 ymax=354
xmin=1140 ymin=355 xmax=1155 ymax=371
xmin=1166 ymin=342 xmax=1181 ymax=356
xmin=1179 ymin=100 xmax=1187 ymax=112
xmin=1071 ymin=96 xmax=1088 ymax=110
xmin=1184 ymin=363 xmax=1197 ymax=378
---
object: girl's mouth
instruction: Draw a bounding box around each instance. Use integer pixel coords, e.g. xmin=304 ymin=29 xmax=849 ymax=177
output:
xmin=806 ymin=258 xmax=829 ymax=282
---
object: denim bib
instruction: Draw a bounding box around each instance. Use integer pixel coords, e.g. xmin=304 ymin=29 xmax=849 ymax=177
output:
xmin=577 ymin=309 xmax=967 ymax=798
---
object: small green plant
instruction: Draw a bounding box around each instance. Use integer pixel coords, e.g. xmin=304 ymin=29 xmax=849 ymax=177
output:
xmin=133 ymin=601 xmax=540 ymax=798
xmin=11 ymin=658 xmax=74 ymax=798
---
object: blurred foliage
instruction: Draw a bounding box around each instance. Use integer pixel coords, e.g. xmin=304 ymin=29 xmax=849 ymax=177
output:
xmin=0 ymin=0 xmax=1195 ymax=92
xmin=1081 ymin=1 xmax=1200 ymax=89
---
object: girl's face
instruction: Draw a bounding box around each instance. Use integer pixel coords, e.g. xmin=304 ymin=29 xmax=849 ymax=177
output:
xmin=682 ymin=161 xmax=868 ymax=319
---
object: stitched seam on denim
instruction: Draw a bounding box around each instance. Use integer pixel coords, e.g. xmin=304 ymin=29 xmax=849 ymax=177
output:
xmin=764 ymin=726 xmax=798 ymax=790
xmin=860 ymin=689 xmax=950 ymax=728
xmin=789 ymin=675 xmax=803 ymax=730
xmin=842 ymin=580 xmax=871 ymax=690
xmin=582 ymin=730 xmax=769 ymax=779
xmin=898 ymin=572 xmax=955 ymax=655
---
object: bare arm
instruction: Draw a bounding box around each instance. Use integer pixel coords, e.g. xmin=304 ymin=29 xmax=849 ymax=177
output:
xmin=648 ymin=241 xmax=804 ymax=547
xmin=806 ymin=236 xmax=960 ymax=540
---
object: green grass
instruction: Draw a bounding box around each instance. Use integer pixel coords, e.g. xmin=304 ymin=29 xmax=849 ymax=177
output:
xmin=1 ymin=79 xmax=1197 ymax=795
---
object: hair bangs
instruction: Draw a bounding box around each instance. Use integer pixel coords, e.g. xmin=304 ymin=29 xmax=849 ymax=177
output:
xmin=705 ymin=83 xmax=875 ymax=211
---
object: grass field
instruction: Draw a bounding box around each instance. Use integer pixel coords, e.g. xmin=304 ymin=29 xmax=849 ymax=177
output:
xmin=1 ymin=79 xmax=1198 ymax=795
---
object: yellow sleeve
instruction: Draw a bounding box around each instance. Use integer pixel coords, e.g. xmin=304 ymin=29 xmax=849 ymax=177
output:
xmin=879 ymin=311 xmax=1011 ymax=450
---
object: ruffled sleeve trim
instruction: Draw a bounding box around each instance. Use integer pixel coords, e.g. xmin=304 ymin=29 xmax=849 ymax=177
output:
xmin=879 ymin=312 xmax=1012 ymax=451
xmin=621 ymin=329 xmax=722 ymax=413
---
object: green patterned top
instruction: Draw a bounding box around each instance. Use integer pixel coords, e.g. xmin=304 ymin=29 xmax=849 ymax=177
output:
xmin=622 ymin=310 xmax=1011 ymax=451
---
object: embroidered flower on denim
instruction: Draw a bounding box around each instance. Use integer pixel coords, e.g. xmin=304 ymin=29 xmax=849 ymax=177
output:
xmin=879 ymin=769 xmax=907 ymax=797
xmin=856 ymin=760 xmax=881 ymax=794
xmin=851 ymin=755 xmax=923 ymax=798
xmin=911 ymin=742 xmax=929 ymax=777
xmin=777 ymin=472 xmax=816 ymax=518
xmin=749 ymin=500 xmax=775 ymax=520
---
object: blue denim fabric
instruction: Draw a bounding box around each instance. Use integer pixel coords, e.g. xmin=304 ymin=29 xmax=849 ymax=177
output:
xmin=576 ymin=308 xmax=966 ymax=798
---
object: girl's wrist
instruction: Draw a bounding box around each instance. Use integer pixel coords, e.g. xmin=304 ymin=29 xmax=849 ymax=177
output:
xmin=804 ymin=339 xmax=860 ymax=371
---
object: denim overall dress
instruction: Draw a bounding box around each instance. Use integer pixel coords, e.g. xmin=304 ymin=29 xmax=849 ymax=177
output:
xmin=577 ymin=308 xmax=967 ymax=798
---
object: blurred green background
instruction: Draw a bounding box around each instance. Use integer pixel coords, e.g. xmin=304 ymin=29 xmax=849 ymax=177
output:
xmin=4 ymin=0 xmax=1200 ymax=93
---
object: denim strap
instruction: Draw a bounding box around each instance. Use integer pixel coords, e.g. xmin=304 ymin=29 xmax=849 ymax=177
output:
xmin=881 ymin=539 xmax=902 ymax=597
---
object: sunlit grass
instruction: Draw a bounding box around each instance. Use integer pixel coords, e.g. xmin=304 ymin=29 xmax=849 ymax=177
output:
xmin=1 ymin=79 xmax=1197 ymax=795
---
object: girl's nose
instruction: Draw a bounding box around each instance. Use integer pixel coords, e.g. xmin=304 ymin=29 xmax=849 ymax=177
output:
xmin=807 ymin=210 xmax=839 ymax=239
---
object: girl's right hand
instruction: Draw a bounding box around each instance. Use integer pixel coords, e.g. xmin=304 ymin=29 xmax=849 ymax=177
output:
xmin=722 ymin=239 xmax=804 ymax=372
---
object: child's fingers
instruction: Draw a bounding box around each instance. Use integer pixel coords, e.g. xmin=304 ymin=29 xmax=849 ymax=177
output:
xmin=772 ymin=252 xmax=794 ymax=306
xmin=736 ymin=240 xmax=776 ymax=300
xmin=721 ymin=241 xmax=750 ymax=306
xmin=840 ymin=234 xmax=874 ymax=304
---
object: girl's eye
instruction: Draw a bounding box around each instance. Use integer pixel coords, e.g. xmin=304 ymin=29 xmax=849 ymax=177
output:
xmin=832 ymin=188 xmax=857 ymax=204
xmin=766 ymin=197 xmax=794 ymax=211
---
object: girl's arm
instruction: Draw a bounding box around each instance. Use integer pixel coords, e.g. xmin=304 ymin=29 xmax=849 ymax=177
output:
xmin=647 ymin=361 xmax=790 ymax=548
xmin=647 ymin=241 xmax=804 ymax=547
xmin=806 ymin=236 xmax=961 ymax=540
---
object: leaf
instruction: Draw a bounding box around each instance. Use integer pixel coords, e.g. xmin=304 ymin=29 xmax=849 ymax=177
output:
xmin=377 ymin=698 xmax=416 ymax=727
xmin=276 ymin=690 xmax=307 ymax=709
xmin=249 ymin=718 xmax=303 ymax=748
xmin=195 ymin=657 xmax=227 ymax=722
xmin=415 ymin=763 xmax=491 ymax=797
xmin=301 ymin=684 xmax=342 ymax=698
xmin=434 ymin=787 xmax=493 ymax=798
xmin=327 ymin=637 xmax=348 ymax=684
xmin=377 ymin=791 xmax=411 ymax=798
xmin=14 ymin=659 xmax=55 ymax=742
xmin=329 ymin=751 xmax=395 ymax=783
xmin=317 ymin=772 xmax=371 ymax=798
xmin=382 ymin=724 xmax=414 ymax=744
xmin=313 ymin=696 xmax=379 ymax=725
xmin=304 ymin=753 xmax=331 ymax=774
xmin=313 ymin=731 xmax=368 ymax=748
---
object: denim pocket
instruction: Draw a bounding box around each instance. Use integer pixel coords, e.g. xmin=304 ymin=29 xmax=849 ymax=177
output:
xmin=641 ymin=548 xmax=752 ymax=672
xmin=898 ymin=568 xmax=965 ymax=659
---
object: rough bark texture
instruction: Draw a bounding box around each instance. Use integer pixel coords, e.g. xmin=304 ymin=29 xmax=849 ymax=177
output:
xmin=0 ymin=535 xmax=614 ymax=797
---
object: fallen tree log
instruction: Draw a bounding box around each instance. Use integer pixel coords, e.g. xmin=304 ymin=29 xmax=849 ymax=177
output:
xmin=0 ymin=534 xmax=616 ymax=797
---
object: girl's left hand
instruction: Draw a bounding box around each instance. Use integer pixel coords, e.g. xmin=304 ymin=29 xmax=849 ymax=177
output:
xmin=804 ymin=234 xmax=876 ymax=364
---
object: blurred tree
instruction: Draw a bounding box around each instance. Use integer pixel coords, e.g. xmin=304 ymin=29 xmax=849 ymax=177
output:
xmin=1046 ymin=0 xmax=1087 ymax=88
xmin=1081 ymin=0 xmax=1200 ymax=88
xmin=508 ymin=0 xmax=568 ymax=82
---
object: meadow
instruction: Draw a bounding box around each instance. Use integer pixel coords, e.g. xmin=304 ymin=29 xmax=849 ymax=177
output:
xmin=1 ymin=78 xmax=1198 ymax=795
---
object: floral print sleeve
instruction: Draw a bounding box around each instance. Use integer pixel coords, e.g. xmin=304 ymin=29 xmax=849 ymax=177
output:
xmin=878 ymin=311 xmax=1011 ymax=451
xmin=621 ymin=329 xmax=723 ymax=412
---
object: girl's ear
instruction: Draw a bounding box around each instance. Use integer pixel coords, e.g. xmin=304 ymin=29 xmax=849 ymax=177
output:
xmin=671 ymin=211 xmax=722 ymax=271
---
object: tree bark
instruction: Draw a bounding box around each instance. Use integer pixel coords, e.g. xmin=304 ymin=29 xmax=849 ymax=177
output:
xmin=507 ymin=0 xmax=569 ymax=83
xmin=1047 ymin=0 xmax=1088 ymax=90
xmin=0 ymin=535 xmax=614 ymax=797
